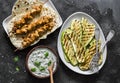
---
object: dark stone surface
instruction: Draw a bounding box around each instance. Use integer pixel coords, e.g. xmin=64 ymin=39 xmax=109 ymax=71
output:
xmin=0 ymin=0 xmax=120 ymax=83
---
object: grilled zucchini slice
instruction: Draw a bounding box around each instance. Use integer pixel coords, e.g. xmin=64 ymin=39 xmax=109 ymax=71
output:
xmin=61 ymin=29 xmax=78 ymax=66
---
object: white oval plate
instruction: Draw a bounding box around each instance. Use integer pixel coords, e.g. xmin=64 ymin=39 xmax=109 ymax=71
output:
xmin=57 ymin=12 xmax=107 ymax=75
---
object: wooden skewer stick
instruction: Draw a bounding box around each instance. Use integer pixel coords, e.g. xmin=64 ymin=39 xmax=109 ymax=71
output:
xmin=14 ymin=48 xmax=20 ymax=52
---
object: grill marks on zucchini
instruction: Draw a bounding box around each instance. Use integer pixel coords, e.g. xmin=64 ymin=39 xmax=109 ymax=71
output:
xmin=61 ymin=17 xmax=102 ymax=71
xmin=79 ymin=39 xmax=97 ymax=70
xmin=81 ymin=18 xmax=95 ymax=47
xmin=61 ymin=30 xmax=78 ymax=66
xmin=70 ymin=20 xmax=83 ymax=63
xmin=79 ymin=39 xmax=102 ymax=70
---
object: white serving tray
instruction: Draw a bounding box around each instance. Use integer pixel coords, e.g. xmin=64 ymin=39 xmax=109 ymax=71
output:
xmin=2 ymin=0 xmax=63 ymax=48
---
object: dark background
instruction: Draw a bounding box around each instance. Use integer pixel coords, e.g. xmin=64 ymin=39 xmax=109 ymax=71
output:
xmin=0 ymin=0 xmax=120 ymax=83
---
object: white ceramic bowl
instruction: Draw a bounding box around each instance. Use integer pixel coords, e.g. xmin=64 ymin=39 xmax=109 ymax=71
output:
xmin=26 ymin=45 xmax=58 ymax=78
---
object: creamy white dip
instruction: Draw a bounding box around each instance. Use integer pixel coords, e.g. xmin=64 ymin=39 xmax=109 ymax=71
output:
xmin=28 ymin=48 xmax=57 ymax=77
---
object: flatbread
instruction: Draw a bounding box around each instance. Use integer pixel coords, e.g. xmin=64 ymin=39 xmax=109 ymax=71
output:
xmin=12 ymin=0 xmax=43 ymax=16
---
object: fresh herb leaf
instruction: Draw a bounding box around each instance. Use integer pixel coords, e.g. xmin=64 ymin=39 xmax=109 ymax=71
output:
xmin=48 ymin=61 xmax=52 ymax=66
xmin=13 ymin=56 xmax=19 ymax=62
xmin=16 ymin=67 xmax=20 ymax=71
xmin=44 ymin=52 xmax=49 ymax=58
xmin=31 ymin=68 xmax=36 ymax=72
xmin=39 ymin=66 xmax=45 ymax=71
xmin=34 ymin=61 xmax=41 ymax=67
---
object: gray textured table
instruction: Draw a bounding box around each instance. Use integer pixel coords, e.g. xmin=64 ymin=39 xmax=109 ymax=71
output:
xmin=0 ymin=0 xmax=120 ymax=83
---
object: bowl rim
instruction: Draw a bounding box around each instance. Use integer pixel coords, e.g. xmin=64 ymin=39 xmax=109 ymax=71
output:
xmin=26 ymin=45 xmax=58 ymax=79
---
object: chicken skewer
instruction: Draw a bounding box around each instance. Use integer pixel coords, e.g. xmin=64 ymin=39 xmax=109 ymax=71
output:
xmin=22 ymin=21 xmax=55 ymax=47
xmin=15 ymin=16 xmax=53 ymax=35
xmin=12 ymin=5 xmax=43 ymax=33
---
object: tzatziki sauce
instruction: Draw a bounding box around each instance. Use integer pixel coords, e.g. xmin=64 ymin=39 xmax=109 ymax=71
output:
xmin=28 ymin=48 xmax=57 ymax=77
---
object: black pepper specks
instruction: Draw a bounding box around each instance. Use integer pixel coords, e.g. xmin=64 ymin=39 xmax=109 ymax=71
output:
xmin=14 ymin=7 xmax=16 ymax=9
xmin=17 ymin=5 xmax=20 ymax=8
xmin=26 ymin=8 xmax=29 ymax=11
